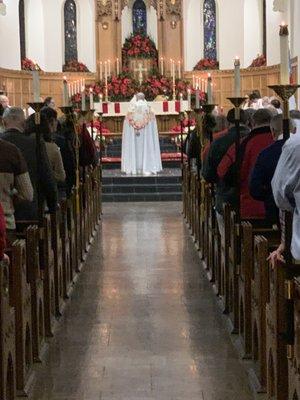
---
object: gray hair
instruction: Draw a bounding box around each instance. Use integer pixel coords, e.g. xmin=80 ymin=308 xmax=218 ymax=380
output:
xmin=270 ymin=114 xmax=296 ymax=137
xmin=3 ymin=107 xmax=25 ymax=124
xmin=253 ymin=108 xmax=273 ymax=126
xmin=136 ymin=92 xmax=145 ymax=101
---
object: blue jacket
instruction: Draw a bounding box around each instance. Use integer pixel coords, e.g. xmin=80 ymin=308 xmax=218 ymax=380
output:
xmin=249 ymin=139 xmax=284 ymax=224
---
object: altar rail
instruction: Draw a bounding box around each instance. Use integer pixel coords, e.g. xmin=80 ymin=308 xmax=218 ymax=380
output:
xmin=0 ymin=67 xmax=96 ymax=108
xmin=185 ymin=59 xmax=298 ymax=110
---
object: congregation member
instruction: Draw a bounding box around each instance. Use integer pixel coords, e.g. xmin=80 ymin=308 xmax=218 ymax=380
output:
xmin=40 ymin=107 xmax=66 ymax=183
xmin=43 ymin=96 xmax=56 ymax=109
xmin=0 ymin=133 xmax=33 ymax=232
xmin=202 ymin=109 xmax=250 ymax=233
xmin=0 ymin=202 xmax=7 ymax=262
xmin=1 ymin=107 xmax=57 ymax=222
xmin=272 ymin=132 xmax=300 ymax=262
xmin=250 ymin=114 xmax=296 ymax=225
xmin=217 ymin=109 xmax=274 ymax=221
xmin=0 ymin=94 xmax=10 ymax=110
xmin=270 ymin=98 xmax=283 ymax=114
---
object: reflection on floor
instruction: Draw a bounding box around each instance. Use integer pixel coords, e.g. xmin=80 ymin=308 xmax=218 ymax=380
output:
xmin=30 ymin=202 xmax=253 ymax=400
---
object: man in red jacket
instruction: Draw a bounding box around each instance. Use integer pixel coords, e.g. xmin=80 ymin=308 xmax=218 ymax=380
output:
xmin=217 ymin=109 xmax=274 ymax=220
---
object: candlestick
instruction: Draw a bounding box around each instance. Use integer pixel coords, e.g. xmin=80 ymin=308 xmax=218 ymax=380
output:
xmin=178 ymin=61 xmax=181 ymax=79
xmin=89 ymin=88 xmax=94 ymax=110
xmin=81 ymin=85 xmax=86 ymax=111
xmin=63 ymin=76 xmax=69 ymax=107
xmin=32 ymin=69 xmax=40 ymax=102
xmin=100 ymin=61 xmax=103 ymax=81
xmin=116 ymin=58 xmax=120 ymax=75
xmin=187 ymin=88 xmax=191 ymax=110
xmin=160 ymin=57 xmax=164 ymax=76
xmin=234 ymin=56 xmax=241 ymax=97
xmin=280 ymin=23 xmax=290 ymax=85
xmin=207 ymin=74 xmax=213 ymax=103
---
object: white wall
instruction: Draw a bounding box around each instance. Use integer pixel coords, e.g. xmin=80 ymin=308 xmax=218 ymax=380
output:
xmin=183 ymin=0 xmax=202 ymax=71
xmin=0 ymin=1 xmax=20 ymax=69
xmin=244 ymin=0 xmax=263 ymax=67
xmin=26 ymin=0 xmax=46 ymax=69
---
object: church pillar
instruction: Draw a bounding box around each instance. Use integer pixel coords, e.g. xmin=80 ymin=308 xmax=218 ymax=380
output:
xmin=95 ymin=0 xmax=122 ymax=80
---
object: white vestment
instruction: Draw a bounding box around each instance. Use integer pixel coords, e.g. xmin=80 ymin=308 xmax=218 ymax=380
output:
xmin=121 ymin=99 xmax=162 ymax=175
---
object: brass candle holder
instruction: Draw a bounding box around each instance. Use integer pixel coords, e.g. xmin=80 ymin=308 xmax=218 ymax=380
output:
xmin=268 ymin=84 xmax=300 ymax=140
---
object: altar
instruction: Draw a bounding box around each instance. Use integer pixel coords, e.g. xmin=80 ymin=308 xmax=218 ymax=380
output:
xmin=94 ymin=100 xmax=189 ymax=133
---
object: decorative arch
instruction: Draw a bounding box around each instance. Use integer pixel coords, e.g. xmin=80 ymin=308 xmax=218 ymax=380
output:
xmin=19 ymin=0 xmax=26 ymax=61
xmin=132 ymin=0 xmax=147 ymax=35
xmin=203 ymin=0 xmax=217 ymax=60
xmin=64 ymin=0 xmax=78 ymax=63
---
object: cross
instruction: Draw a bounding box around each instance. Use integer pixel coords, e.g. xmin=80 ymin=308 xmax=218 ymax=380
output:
xmin=134 ymin=63 xmax=148 ymax=85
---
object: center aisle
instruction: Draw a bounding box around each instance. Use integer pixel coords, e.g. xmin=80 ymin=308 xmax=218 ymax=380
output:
xmin=30 ymin=203 xmax=253 ymax=400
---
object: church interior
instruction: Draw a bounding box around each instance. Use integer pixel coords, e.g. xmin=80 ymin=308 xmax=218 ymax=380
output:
xmin=1 ymin=0 xmax=300 ymax=399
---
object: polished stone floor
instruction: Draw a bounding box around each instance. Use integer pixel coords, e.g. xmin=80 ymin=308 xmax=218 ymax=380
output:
xmin=30 ymin=202 xmax=253 ymax=400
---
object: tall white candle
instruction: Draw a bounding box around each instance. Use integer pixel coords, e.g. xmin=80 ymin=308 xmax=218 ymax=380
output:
xmin=234 ymin=56 xmax=241 ymax=97
xmin=279 ymin=23 xmax=290 ymax=84
xmin=187 ymin=88 xmax=191 ymax=110
xmin=81 ymin=85 xmax=86 ymax=111
xmin=89 ymin=88 xmax=94 ymax=110
xmin=116 ymin=58 xmax=120 ymax=75
xmin=63 ymin=76 xmax=69 ymax=107
xmin=160 ymin=57 xmax=164 ymax=76
xmin=178 ymin=61 xmax=181 ymax=79
xmin=207 ymin=73 xmax=213 ymax=104
xmin=32 ymin=70 xmax=40 ymax=102
xmin=100 ymin=61 xmax=103 ymax=81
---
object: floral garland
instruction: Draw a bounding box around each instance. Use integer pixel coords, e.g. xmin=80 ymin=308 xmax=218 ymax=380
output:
xmin=249 ymin=54 xmax=266 ymax=68
xmin=63 ymin=60 xmax=90 ymax=73
xmin=21 ymin=58 xmax=42 ymax=71
xmin=122 ymin=33 xmax=158 ymax=66
xmin=193 ymin=58 xmax=219 ymax=71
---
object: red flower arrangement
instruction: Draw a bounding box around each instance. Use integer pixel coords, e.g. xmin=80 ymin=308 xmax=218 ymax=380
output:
xmin=21 ymin=58 xmax=41 ymax=71
xmin=194 ymin=58 xmax=219 ymax=71
xmin=122 ymin=33 xmax=158 ymax=65
xmin=63 ymin=60 xmax=90 ymax=72
xmin=249 ymin=54 xmax=266 ymax=68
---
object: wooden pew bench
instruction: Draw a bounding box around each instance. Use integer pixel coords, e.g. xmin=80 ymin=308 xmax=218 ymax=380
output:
xmin=0 ymin=258 xmax=16 ymax=400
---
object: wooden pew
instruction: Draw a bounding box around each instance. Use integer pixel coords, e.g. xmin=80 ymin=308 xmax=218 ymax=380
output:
xmin=204 ymin=185 xmax=216 ymax=283
xmin=60 ymin=201 xmax=72 ymax=299
xmin=24 ymin=226 xmax=45 ymax=363
xmin=289 ymin=277 xmax=300 ymax=400
xmin=0 ymin=259 xmax=16 ymax=400
xmin=265 ymin=258 xmax=300 ymax=399
xmin=67 ymin=193 xmax=78 ymax=281
xmin=219 ymin=203 xmax=231 ymax=313
xmin=9 ymin=240 xmax=33 ymax=395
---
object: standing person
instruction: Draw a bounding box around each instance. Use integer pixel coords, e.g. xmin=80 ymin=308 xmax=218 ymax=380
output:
xmin=0 ymin=95 xmax=10 ymax=111
xmin=41 ymin=107 xmax=66 ymax=183
xmin=1 ymin=107 xmax=57 ymax=222
xmin=0 ymin=202 xmax=9 ymax=263
xmin=43 ymin=97 xmax=56 ymax=109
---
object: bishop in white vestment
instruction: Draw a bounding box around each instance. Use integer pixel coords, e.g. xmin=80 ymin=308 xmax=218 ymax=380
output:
xmin=121 ymin=93 xmax=162 ymax=175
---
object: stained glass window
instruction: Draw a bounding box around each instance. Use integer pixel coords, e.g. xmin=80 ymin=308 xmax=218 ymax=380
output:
xmin=133 ymin=0 xmax=147 ymax=35
xmin=203 ymin=0 xmax=217 ymax=60
xmin=19 ymin=0 xmax=26 ymax=61
xmin=64 ymin=0 xmax=78 ymax=63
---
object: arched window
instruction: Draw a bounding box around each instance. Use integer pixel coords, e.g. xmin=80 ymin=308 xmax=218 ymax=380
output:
xmin=133 ymin=0 xmax=147 ymax=35
xmin=64 ymin=0 xmax=78 ymax=63
xmin=19 ymin=0 xmax=26 ymax=60
xmin=203 ymin=0 xmax=217 ymax=60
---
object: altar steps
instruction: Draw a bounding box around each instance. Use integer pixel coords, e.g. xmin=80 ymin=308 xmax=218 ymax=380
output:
xmin=102 ymin=173 xmax=182 ymax=202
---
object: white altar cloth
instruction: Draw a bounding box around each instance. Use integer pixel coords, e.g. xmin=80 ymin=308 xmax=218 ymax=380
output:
xmin=94 ymin=100 xmax=189 ymax=116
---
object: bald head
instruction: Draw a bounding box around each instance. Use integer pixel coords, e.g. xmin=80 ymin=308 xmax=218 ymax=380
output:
xmin=2 ymin=107 xmax=25 ymax=132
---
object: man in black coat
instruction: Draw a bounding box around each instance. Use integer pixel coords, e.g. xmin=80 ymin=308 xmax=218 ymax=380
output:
xmin=1 ymin=107 xmax=57 ymax=221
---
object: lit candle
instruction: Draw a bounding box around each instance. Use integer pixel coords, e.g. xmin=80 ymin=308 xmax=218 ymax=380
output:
xmin=178 ymin=61 xmax=181 ymax=79
xmin=104 ymin=62 xmax=108 ymax=101
xmin=81 ymin=84 xmax=86 ymax=111
xmin=89 ymin=87 xmax=94 ymax=110
xmin=234 ymin=56 xmax=241 ymax=97
xmin=100 ymin=61 xmax=103 ymax=81
xmin=32 ymin=69 xmax=40 ymax=102
xmin=63 ymin=75 xmax=69 ymax=107
xmin=160 ymin=57 xmax=164 ymax=76
xmin=116 ymin=58 xmax=120 ymax=75
xmin=187 ymin=88 xmax=191 ymax=110
xmin=207 ymin=73 xmax=213 ymax=104
xmin=279 ymin=23 xmax=290 ymax=84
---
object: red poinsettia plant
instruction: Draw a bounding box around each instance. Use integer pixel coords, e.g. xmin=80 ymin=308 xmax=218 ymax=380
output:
xmin=122 ymin=33 xmax=158 ymax=64
xmin=21 ymin=58 xmax=42 ymax=71
xmin=249 ymin=54 xmax=266 ymax=68
xmin=63 ymin=60 xmax=90 ymax=72
xmin=194 ymin=58 xmax=219 ymax=71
